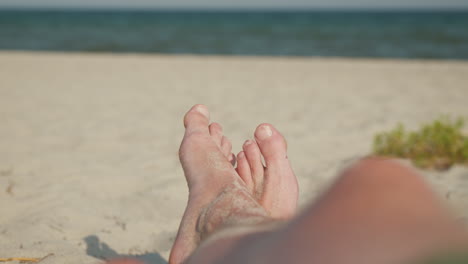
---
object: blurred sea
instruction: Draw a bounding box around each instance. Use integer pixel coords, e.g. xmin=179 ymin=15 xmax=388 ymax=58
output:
xmin=1 ymin=10 xmax=468 ymax=59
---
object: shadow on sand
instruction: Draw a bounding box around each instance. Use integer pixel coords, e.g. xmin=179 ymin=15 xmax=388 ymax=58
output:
xmin=84 ymin=235 xmax=168 ymax=264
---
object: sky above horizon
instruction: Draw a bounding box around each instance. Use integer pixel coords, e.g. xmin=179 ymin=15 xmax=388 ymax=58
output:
xmin=2 ymin=0 xmax=468 ymax=9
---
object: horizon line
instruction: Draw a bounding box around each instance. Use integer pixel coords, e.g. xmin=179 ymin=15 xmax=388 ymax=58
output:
xmin=1 ymin=6 xmax=468 ymax=12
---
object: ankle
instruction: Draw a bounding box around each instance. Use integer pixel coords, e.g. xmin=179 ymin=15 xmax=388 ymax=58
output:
xmin=196 ymin=184 xmax=270 ymax=240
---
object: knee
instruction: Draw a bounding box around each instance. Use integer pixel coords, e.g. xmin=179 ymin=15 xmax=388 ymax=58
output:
xmin=340 ymin=157 xmax=426 ymax=189
xmin=349 ymin=156 xmax=403 ymax=173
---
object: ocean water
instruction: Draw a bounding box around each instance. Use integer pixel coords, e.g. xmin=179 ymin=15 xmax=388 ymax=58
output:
xmin=1 ymin=10 xmax=468 ymax=59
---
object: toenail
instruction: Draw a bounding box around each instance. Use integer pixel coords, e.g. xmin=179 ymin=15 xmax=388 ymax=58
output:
xmin=194 ymin=105 xmax=209 ymax=119
xmin=256 ymin=125 xmax=273 ymax=140
xmin=244 ymin=140 xmax=253 ymax=146
xmin=238 ymin=152 xmax=245 ymax=159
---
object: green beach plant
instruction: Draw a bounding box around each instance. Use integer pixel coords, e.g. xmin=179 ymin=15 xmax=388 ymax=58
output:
xmin=373 ymin=116 xmax=468 ymax=170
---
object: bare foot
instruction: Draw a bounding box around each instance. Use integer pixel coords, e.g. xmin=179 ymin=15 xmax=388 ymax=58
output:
xmin=169 ymin=105 xmax=298 ymax=264
xmin=236 ymin=124 xmax=298 ymax=219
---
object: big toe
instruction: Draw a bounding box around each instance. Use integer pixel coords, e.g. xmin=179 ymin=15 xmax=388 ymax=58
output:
xmin=183 ymin=104 xmax=210 ymax=135
xmin=254 ymin=123 xmax=287 ymax=165
xmin=254 ymin=123 xmax=297 ymax=218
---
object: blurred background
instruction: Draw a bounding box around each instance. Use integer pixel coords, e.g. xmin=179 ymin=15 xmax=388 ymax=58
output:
xmin=1 ymin=1 xmax=468 ymax=264
xmin=1 ymin=0 xmax=468 ymax=59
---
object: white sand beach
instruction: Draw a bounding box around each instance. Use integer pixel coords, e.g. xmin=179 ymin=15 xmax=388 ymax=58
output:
xmin=1 ymin=52 xmax=468 ymax=263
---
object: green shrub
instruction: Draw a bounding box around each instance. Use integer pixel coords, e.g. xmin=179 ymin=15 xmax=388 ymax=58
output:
xmin=373 ymin=116 xmax=468 ymax=170
xmin=418 ymin=251 xmax=468 ymax=264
